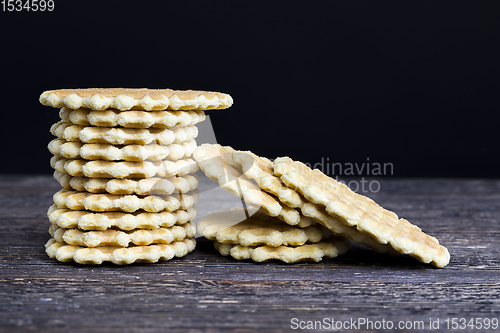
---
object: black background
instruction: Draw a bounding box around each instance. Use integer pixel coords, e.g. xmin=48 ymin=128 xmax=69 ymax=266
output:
xmin=1 ymin=1 xmax=499 ymax=177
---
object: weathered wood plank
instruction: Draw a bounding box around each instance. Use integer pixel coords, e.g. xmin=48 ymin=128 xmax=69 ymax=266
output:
xmin=0 ymin=175 xmax=499 ymax=332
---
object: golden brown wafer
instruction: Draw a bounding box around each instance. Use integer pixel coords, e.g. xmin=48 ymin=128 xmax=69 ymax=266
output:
xmin=194 ymin=144 xmax=280 ymax=215
xmin=60 ymin=107 xmax=205 ymax=128
xmin=45 ymin=238 xmax=196 ymax=264
xmin=232 ymin=150 xmax=396 ymax=254
xmin=54 ymin=172 xmax=199 ymax=195
xmin=48 ymin=138 xmax=197 ymax=161
xmin=232 ymin=151 xmax=303 ymax=207
xmin=198 ymin=208 xmax=330 ymax=247
xmin=49 ymin=223 xmax=195 ymax=247
xmin=47 ymin=204 xmax=197 ymax=230
xmin=193 ymin=144 xmax=308 ymax=226
xmin=40 ymin=88 xmax=232 ymax=111
xmin=53 ymin=189 xmax=198 ymax=213
xmin=50 ymin=156 xmax=198 ymax=178
xmin=50 ymin=121 xmax=198 ymax=145
xmin=214 ymin=235 xmax=350 ymax=263
xmin=231 ymin=149 xmax=320 ymax=227
xmin=274 ymin=157 xmax=450 ymax=268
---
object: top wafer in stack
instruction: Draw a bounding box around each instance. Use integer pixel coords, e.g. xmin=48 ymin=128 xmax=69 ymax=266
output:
xmin=40 ymin=88 xmax=233 ymax=264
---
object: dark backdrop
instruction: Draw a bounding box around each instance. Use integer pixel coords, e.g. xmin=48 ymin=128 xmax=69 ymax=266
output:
xmin=1 ymin=1 xmax=499 ymax=177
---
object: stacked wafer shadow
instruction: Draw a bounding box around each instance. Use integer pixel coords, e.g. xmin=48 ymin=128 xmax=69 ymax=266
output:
xmin=40 ymin=89 xmax=233 ymax=264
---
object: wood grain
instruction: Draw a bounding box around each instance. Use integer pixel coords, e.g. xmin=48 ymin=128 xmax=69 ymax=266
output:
xmin=0 ymin=175 xmax=499 ymax=332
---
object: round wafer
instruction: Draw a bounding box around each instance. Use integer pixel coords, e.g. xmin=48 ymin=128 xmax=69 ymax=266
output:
xmin=53 ymin=189 xmax=199 ymax=213
xmin=45 ymin=238 xmax=196 ymax=265
xmin=40 ymin=88 xmax=233 ymax=111
xmin=50 ymin=121 xmax=198 ymax=145
xmin=51 ymin=156 xmax=198 ymax=179
xmin=54 ymin=172 xmax=199 ymax=195
xmin=214 ymin=235 xmax=350 ymax=263
xmin=47 ymin=204 xmax=197 ymax=231
xmin=48 ymin=138 xmax=197 ymax=161
xmin=198 ymin=208 xmax=330 ymax=247
xmin=60 ymin=107 xmax=205 ymax=128
xmin=49 ymin=223 xmax=195 ymax=247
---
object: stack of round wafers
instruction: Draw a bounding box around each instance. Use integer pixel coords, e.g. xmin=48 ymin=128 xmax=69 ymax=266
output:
xmin=41 ymin=88 xmax=233 ymax=264
xmin=194 ymin=144 xmax=450 ymax=267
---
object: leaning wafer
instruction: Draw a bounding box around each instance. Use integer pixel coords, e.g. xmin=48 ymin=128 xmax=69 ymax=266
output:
xmin=232 ymin=150 xmax=396 ymax=254
xmin=274 ymin=157 xmax=450 ymax=268
xmin=193 ymin=144 xmax=312 ymax=227
xmin=232 ymin=150 xmax=303 ymax=207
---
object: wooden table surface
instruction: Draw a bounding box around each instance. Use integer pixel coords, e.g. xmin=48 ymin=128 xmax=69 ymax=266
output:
xmin=1 ymin=175 xmax=499 ymax=332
